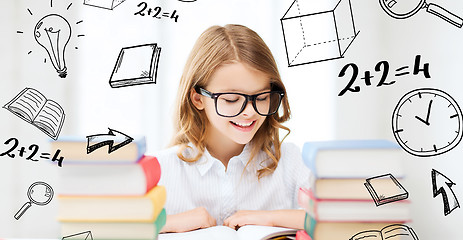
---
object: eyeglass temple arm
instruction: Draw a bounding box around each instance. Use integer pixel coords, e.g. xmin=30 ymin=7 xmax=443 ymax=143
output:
xmin=195 ymin=87 xmax=213 ymax=98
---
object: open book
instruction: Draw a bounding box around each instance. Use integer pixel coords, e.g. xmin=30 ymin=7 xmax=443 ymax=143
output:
xmin=158 ymin=225 xmax=297 ymax=240
xmin=4 ymin=88 xmax=65 ymax=140
xmin=350 ymin=224 xmax=418 ymax=240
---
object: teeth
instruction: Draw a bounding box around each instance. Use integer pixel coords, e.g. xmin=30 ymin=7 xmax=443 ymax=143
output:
xmin=233 ymin=121 xmax=253 ymax=127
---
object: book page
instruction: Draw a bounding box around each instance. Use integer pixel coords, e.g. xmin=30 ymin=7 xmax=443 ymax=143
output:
xmin=34 ymin=99 xmax=65 ymax=139
xmin=350 ymin=230 xmax=381 ymax=240
xmin=236 ymin=225 xmax=297 ymax=240
xmin=380 ymin=224 xmax=418 ymax=240
xmin=4 ymin=88 xmax=47 ymax=122
xmin=158 ymin=226 xmax=238 ymax=240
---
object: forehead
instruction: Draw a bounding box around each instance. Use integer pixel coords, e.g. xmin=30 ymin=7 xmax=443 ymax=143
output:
xmin=206 ymin=62 xmax=270 ymax=93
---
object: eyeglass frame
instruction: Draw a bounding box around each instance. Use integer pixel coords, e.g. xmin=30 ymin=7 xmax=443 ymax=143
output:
xmin=194 ymin=86 xmax=285 ymax=117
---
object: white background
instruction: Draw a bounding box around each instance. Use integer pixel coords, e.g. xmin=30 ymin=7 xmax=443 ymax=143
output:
xmin=1 ymin=0 xmax=463 ymax=238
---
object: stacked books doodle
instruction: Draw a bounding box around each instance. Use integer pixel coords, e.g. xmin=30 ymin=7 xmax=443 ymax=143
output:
xmin=51 ymin=133 xmax=166 ymax=239
xmin=296 ymin=140 xmax=412 ymax=240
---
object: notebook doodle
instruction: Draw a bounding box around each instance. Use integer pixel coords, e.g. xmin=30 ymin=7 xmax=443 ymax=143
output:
xmin=364 ymin=173 xmax=409 ymax=206
xmin=109 ymin=43 xmax=161 ymax=88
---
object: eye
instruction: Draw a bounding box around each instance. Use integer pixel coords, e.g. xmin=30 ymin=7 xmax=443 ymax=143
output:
xmin=256 ymin=94 xmax=269 ymax=101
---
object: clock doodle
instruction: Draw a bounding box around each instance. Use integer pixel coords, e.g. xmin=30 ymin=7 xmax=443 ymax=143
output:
xmin=392 ymin=88 xmax=463 ymax=157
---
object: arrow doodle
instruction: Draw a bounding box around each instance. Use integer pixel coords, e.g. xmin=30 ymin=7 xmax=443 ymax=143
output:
xmin=86 ymin=128 xmax=133 ymax=154
xmin=431 ymin=169 xmax=460 ymax=216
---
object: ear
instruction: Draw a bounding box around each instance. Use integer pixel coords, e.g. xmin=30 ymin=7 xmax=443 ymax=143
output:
xmin=190 ymin=88 xmax=205 ymax=110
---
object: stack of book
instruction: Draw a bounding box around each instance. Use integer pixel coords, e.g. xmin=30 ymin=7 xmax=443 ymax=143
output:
xmin=296 ymin=140 xmax=411 ymax=240
xmin=51 ymin=136 xmax=166 ymax=239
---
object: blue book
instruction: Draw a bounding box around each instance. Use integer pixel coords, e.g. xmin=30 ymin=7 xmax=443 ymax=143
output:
xmin=302 ymin=140 xmax=404 ymax=178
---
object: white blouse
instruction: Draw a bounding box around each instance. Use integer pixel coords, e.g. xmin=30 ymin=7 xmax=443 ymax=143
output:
xmin=155 ymin=142 xmax=312 ymax=225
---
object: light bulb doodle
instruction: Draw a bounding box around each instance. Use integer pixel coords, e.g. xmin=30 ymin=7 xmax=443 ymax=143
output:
xmin=34 ymin=14 xmax=72 ymax=78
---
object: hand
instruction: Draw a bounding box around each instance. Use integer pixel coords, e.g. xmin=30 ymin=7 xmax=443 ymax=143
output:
xmin=415 ymin=100 xmax=433 ymax=126
xmin=223 ymin=210 xmax=273 ymax=229
xmin=160 ymin=207 xmax=217 ymax=233
xmin=224 ymin=209 xmax=306 ymax=230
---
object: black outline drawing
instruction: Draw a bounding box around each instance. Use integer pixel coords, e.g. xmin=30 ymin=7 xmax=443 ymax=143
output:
xmin=83 ymin=0 xmax=126 ymax=10
xmin=16 ymin=1 xmax=84 ymax=78
xmin=34 ymin=14 xmax=71 ymax=78
xmin=350 ymin=224 xmax=419 ymax=240
xmin=178 ymin=0 xmax=197 ymax=2
xmin=432 ymin=169 xmax=460 ymax=216
xmin=379 ymin=0 xmax=463 ymax=28
xmin=280 ymin=0 xmax=359 ymax=67
xmin=109 ymin=43 xmax=161 ymax=88
xmin=0 ymin=137 xmax=64 ymax=167
xmin=4 ymin=88 xmax=65 ymax=140
xmin=86 ymin=128 xmax=134 ymax=154
xmin=391 ymin=88 xmax=463 ymax=157
xmin=364 ymin=173 xmax=409 ymax=206
xmin=62 ymin=231 xmax=93 ymax=240
xmin=14 ymin=181 xmax=54 ymax=220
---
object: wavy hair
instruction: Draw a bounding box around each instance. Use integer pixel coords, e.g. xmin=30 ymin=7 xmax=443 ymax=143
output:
xmin=170 ymin=24 xmax=291 ymax=179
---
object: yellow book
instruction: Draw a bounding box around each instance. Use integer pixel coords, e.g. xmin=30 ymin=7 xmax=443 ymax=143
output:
xmin=58 ymin=185 xmax=166 ymax=222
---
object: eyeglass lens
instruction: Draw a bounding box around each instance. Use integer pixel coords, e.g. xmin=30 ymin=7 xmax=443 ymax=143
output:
xmin=216 ymin=92 xmax=281 ymax=117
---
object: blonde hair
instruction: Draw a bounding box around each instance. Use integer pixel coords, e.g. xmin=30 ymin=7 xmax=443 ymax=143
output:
xmin=170 ymin=24 xmax=291 ymax=178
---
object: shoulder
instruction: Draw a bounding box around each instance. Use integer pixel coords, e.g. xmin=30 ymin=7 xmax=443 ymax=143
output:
xmin=154 ymin=145 xmax=182 ymax=166
xmin=279 ymin=142 xmax=302 ymax=161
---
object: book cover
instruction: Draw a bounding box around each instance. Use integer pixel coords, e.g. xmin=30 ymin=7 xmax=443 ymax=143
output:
xmin=313 ymin=178 xmax=406 ymax=200
xmin=58 ymin=185 xmax=166 ymax=222
xmin=61 ymin=209 xmax=166 ymax=239
xmin=4 ymin=88 xmax=65 ymax=140
xmin=58 ymin=155 xmax=161 ymax=196
xmin=302 ymin=140 xmax=404 ymax=178
xmin=50 ymin=135 xmax=146 ymax=163
xmin=109 ymin=43 xmax=161 ymax=88
xmin=298 ymin=188 xmax=411 ymax=222
xmin=158 ymin=225 xmax=297 ymax=240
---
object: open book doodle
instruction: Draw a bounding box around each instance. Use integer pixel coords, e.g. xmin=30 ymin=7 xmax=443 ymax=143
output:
xmin=109 ymin=43 xmax=161 ymax=88
xmin=4 ymin=88 xmax=65 ymax=140
xmin=364 ymin=173 xmax=408 ymax=206
xmin=350 ymin=224 xmax=418 ymax=240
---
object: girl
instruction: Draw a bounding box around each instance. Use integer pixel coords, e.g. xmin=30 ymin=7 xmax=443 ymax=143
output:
xmin=157 ymin=24 xmax=311 ymax=233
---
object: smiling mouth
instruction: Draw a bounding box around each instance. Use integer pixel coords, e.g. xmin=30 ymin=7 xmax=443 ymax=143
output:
xmin=230 ymin=121 xmax=255 ymax=127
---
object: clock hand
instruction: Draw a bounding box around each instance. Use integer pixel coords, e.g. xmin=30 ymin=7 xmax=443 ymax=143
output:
xmin=415 ymin=100 xmax=433 ymax=126
xmin=415 ymin=115 xmax=430 ymax=126
xmin=425 ymin=100 xmax=433 ymax=123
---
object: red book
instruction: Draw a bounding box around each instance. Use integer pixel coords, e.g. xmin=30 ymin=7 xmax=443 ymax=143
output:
xmin=58 ymin=155 xmax=161 ymax=196
xmin=296 ymin=230 xmax=312 ymax=240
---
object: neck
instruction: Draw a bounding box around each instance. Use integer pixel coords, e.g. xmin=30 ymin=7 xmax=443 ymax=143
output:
xmin=205 ymin=133 xmax=245 ymax=169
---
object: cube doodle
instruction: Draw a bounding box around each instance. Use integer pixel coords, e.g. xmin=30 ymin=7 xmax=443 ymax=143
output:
xmin=280 ymin=0 xmax=359 ymax=66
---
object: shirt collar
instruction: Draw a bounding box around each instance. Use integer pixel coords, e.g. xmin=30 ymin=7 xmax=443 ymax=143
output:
xmin=191 ymin=143 xmax=262 ymax=176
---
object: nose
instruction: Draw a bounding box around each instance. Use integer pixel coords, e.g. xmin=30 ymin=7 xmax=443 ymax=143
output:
xmin=241 ymin=100 xmax=257 ymax=116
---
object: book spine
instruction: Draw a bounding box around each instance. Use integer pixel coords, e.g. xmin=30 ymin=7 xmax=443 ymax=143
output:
xmin=301 ymin=142 xmax=319 ymax=177
xmin=139 ymin=155 xmax=161 ymax=193
xmin=298 ymin=188 xmax=318 ymax=220
xmin=135 ymin=136 xmax=147 ymax=161
xmin=303 ymin=213 xmax=316 ymax=239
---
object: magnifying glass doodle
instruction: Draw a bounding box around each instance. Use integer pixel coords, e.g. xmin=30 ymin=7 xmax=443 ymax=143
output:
xmin=379 ymin=0 xmax=463 ymax=28
xmin=14 ymin=181 xmax=54 ymax=220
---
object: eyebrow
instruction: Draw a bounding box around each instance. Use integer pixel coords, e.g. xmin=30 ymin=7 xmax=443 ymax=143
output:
xmin=219 ymin=87 xmax=271 ymax=94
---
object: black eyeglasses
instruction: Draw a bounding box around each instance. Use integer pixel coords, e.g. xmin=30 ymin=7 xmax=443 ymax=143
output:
xmin=195 ymin=87 xmax=284 ymax=117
